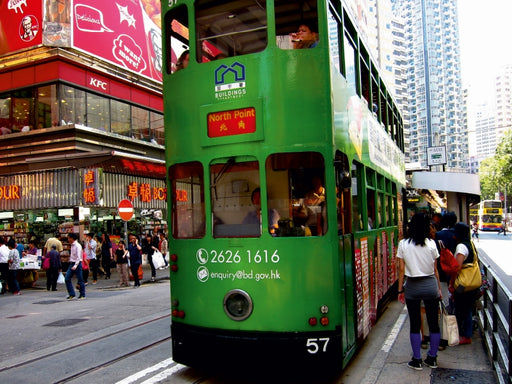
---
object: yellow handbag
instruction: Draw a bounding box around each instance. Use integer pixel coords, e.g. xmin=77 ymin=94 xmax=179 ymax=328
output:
xmin=454 ymin=242 xmax=481 ymax=292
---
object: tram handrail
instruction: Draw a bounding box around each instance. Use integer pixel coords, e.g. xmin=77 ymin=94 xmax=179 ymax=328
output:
xmin=478 ymin=253 xmax=512 ymax=384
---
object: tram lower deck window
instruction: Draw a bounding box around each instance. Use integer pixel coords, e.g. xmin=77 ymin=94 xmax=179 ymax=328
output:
xmin=266 ymin=152 xmax=327 ymax=237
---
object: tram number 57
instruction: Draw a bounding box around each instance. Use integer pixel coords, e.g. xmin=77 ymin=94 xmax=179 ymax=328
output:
xmin=306 ymin=338 xmax=330 ymax=354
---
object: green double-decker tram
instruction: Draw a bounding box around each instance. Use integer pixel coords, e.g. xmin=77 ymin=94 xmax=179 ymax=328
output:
xmin=162 ymin=0 xmax=405 ymax=375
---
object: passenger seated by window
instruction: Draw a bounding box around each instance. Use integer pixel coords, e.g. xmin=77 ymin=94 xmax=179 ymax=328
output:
xmin=242 ymin=188 xmax=280 ymax=235
xmin=176 ymin=50 xmax=189 ymax=71
xmin=290 ymin=22 xmax=319 ymax=49
xmin=304 ymin=176 xmax=326 ymax=235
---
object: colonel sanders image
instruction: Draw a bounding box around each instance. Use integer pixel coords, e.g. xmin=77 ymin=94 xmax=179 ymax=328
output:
xmin=20 ymin=16 xmax=38 ymax=42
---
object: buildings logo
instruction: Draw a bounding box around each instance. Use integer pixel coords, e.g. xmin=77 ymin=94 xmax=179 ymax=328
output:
xmin=214 ymin=62 xmax=247 ymax=100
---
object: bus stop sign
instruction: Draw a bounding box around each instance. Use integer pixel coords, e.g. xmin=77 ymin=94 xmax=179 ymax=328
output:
xmin=118 ymin=199 xmax=134 ymax=221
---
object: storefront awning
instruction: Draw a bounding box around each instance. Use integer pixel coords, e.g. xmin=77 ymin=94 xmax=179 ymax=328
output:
xmin=24 ymin=150 xmax=166 ymax=178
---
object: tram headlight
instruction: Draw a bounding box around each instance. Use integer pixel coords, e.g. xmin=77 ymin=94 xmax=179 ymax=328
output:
xmin=223 ymin=289 xmax=253 ymax=321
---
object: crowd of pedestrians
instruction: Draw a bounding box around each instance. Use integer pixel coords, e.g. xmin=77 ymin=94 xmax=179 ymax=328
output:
xmin=399 ymin=211 xmax=484 ymax=371
xmin=0 ymin=230 xmax=170 ymax=299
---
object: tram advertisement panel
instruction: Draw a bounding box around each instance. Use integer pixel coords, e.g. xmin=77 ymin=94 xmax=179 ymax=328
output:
xmin=0 ymin=0 xmax=43 ymax=55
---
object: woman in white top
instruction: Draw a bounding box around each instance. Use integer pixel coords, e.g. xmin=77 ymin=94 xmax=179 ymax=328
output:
xmin=397 ymin=213 xmax=442 ymax=370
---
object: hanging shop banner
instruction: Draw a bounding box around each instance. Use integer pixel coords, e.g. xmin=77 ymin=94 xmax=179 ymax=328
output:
xmin=82 ymin=168 xmax=101 ymax=205
xmin=0 ymin=0 xmax=43 ymax=55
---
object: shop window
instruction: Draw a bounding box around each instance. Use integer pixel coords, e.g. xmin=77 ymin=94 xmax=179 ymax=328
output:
xmin=210 ymin=158 xmax=261 ymax=238
xmin=169 ymin=162 xmax=205 ymax=239
xmin=87 ymin=93 xmax=110 ymax=131
xmin=132 ymin=106 xmax=150 ymax=141
xmin=111 ymin=99 xmax=131 ymax=137
xmin=165 ymin=4 xmax=189 ymax=73
xmin=12 ymin=89 xmax=33 ymax=132
xmin=0 ymin=94 xmax=11 ymax=135
xmin=275 ymin=0 xmax=318 ymax=49
xmin=37 ymin=85 xmax=58 ymax=129
xmin=265 ymin=152 xmax=326 ymax=237
xmin=150 ymin=111 xmax=164 ymax=145
xmin=60 ymin=85 xmax=85 ymax=126
xmin=195 ymin=0 xmax=267 ymax=62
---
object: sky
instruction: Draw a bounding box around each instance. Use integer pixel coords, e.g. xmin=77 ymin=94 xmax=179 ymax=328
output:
xmin=458 ymin=0 xmax=512 ymax=100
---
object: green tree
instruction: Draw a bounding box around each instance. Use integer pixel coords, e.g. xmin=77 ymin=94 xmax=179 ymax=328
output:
xmin=479 ymin=131 xmax=512 ymax=206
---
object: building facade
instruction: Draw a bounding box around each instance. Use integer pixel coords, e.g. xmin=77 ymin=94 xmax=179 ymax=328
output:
xmin=0 ymin=1 xmax=166 ymax=256
xmin=391 ymin=0 xmax=467 ymax=171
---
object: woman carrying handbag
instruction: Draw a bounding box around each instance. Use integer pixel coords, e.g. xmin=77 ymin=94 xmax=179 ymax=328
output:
xmin=451 ymin=222 xmax=481 ymax=345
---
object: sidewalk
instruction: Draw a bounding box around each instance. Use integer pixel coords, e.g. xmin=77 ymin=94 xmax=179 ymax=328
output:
xmin=340 ymin=300 xmax=497 ymax=384
xmin=30 ymin=262 xmax=170 ymax=291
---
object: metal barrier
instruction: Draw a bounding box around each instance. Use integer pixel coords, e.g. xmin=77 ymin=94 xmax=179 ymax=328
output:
xmin=478 ymin=254 xmax=512 ymax=384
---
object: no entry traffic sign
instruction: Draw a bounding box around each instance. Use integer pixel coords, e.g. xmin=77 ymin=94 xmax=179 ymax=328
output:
xmin=118 ymin=199 xmax=134 ymax=221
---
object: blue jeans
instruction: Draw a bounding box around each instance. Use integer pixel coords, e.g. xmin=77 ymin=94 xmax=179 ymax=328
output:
xmin=65 ymin=262 xmax=85 ymax=297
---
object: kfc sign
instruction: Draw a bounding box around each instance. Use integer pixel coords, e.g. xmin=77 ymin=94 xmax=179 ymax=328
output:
xmin=87 ymin=74 xmax=110 ymax=92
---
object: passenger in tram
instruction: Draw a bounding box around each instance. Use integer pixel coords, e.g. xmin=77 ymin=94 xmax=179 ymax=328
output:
xmin=290 ymin=22 xmax=319 ymax=49
xmin=304 ymin=176 xmax=326 ymax=236
xmin=242 ymin=188 xmax=280 ymax=235
xmin=397 ymin=213 xmax=441 ymax=370
xmin=176 ymin=50 xmax=189 ymax=71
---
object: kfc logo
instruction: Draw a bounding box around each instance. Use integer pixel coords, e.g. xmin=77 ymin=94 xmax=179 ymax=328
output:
xmin=89 ymin=78 xmax=107 ymax=90
xmin=19 ymin=15 xmax=39 ymax=42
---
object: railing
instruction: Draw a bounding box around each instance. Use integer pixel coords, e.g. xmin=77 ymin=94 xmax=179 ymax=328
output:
xmin=478 ymin=254 xmax=512 ymax=384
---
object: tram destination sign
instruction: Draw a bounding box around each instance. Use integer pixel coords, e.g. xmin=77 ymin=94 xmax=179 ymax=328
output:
xmin=207 ymin=107 xmax=256 ymax=138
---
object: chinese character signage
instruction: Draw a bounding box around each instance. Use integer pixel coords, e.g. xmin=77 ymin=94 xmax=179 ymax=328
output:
xmin=82 ymin=169 xmax=99 ymax=205
xmin=127 ymin=181 xmax=166 ymax=203
xmin=207 ymin=107 xmax=256 ymax=138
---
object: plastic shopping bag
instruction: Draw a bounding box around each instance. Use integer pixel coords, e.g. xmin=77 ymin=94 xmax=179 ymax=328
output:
xmin=152 ymin=251 xmax=165 ymax=269
xmin=57 ymin=272 xmax=65 ymax=284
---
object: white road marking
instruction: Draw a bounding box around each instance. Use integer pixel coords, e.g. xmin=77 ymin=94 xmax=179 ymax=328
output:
xmin=114 ymin=358 xmax=178 ymax=384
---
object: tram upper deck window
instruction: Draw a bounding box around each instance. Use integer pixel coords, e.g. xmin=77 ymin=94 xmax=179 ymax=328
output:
xmin=265 ymin=152 xmax=327 ymax=237
xmin=275 ymin=0 xmax=318 ymax=49
xmin=210 ymin=158 xmax=261 ymax=238
xmin=165 ymin=5 xmax=189 ymax=74
xmin=169 ymin=162 xmax=205 ymax=239
xmin=195 ymin=0 xmax=267 ymax=62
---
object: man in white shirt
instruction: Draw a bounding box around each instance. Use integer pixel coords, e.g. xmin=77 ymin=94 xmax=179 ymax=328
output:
xmin=83 ymin=233 xmax=98 ymax=284
xmin=0 ymin=237 xmax=9 ymax=294
xmin=64 ymin=233 xmax=85 ymax=300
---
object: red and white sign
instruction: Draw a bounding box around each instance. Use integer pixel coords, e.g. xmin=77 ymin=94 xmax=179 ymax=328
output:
xmin=118 ymin=199 xmax=134 ymax=221
xmin=0 ymin=0 xmax=43 ymax=55
xmin=207 ymin=107 xmax=256 ymax=138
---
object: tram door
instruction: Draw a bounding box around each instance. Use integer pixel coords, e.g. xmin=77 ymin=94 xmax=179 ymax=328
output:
xmin=335 ymin=152 xmax=357 ymax=358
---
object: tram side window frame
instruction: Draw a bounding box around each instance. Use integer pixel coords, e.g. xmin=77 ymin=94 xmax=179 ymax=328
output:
xmin=195 ymin=0 xmax=268 ymax=62
xmin=169 ymin=161 xmax=206 ymax=239
xmin=266 ymin=152 xmax=327 ymax=237
xmin=165 ymin=4 xmax=189 ymax=74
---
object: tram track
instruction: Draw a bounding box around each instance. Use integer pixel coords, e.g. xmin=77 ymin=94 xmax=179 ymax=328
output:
xmin=53 ymin=335 xmax=172 ymax=384
xmin=0 ymin=313 xmax=173 ymax=384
